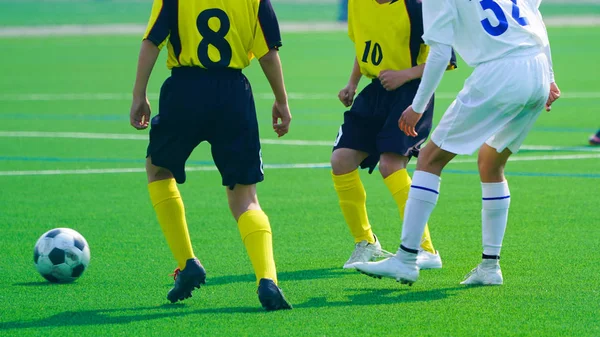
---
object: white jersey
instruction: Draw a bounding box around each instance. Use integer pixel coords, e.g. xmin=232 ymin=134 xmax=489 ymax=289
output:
xmin=422 ymin=0 xmax=550 ymax=67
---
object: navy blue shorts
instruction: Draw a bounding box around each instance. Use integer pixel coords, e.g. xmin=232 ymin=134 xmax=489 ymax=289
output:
xmin=147 ymin=67 xmax=263 ymax=188
xmin=333 ymin=79 xmax=435 ymax=173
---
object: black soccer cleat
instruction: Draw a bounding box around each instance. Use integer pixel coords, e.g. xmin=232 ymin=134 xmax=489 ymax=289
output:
xmin=167 ymin=258 xmax=206 ymax=303
xmin=257 ymin=278 xmax=292 ymax=311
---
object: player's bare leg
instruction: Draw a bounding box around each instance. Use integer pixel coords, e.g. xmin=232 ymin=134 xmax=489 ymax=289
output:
xmin=146 ymin=157 xmax=205 ymax=303
xmin=331 ymin=149 xmax=390 ymax=268
xmin=354 ymin=142 xmax=454 ymax=284
xmin=461 ymin=144 xmax=511 ymax=285
xmin=589 ymin=129 xmax=600 ymax=145
xmin=379 ymin=152 xmax=442 ymax=269
xmin=227 ymin=184 xmax=291 ymax=311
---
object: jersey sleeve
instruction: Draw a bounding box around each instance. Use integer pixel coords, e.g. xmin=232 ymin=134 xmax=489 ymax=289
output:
xmin=406 ymin=0 xmax=429 ymax=66
xmin=421 ymin=0 xmax=457 ymax=46
xmin=347 ymin=0 xmax=354 ymax=42
xmin=251 ymin=0 xmax=283 ymax=59
xmin=412 ymin=42 xmax=454 ymax=113
xmin=143 ymin=0 xmax=170 ymax=49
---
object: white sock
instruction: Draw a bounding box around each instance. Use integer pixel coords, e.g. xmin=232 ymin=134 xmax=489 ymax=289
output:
xmin=481 ymin=181 xmax=511 ymax=258
xmin=399 ymin=171 xmax=441 ymax=253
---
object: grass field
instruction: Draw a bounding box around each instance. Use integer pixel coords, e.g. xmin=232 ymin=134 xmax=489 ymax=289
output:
xmin=1 ymin=2 xmax=600 ymax=336
xmin=1 ymin=0 xmax=600 ymax=25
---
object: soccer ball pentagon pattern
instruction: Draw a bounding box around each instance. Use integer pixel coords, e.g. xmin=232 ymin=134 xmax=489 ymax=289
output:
xmin=33 ymin=228 xmax=91 ymax=283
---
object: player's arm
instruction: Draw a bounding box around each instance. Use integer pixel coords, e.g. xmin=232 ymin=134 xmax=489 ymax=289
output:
xmin=399 ymin=42 xmax=451 ymax=136
xmin=259 ymin=49 xmax=291 ymax=138
xmin=253 ymin=0 xmax=290 ymax=137
xmin=339 ymin=57 xmax=361 ymax=107
xmin=130 ymin=0 xmax=170 ymax=130
xmin=544 ymin=43 xmax=560 ymax=111
xmin=411 ymin=43 xmax=452 ymax=114
xmin=131 ymin=41 xmax=160 ymax=130
xmin=536 ymin=11 xmax=560 ymax=111
xmin=379 ymin=64 xmax=425 ymax=92
xmin=259 ymin=51 xmax=287 ymax=105
xmin=399 ymin=0 xmax=456 ymax=137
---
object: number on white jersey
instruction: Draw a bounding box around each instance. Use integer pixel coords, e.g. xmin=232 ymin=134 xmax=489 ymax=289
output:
xmin=479 ymin=0 xmax=529 ymax=36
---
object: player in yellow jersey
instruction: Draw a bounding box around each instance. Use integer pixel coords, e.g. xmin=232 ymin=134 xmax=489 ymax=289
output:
xmin=331 ymin=0 xmax=456 ymax=270
xmin=129 ymin=0 xmax=292 ymax=311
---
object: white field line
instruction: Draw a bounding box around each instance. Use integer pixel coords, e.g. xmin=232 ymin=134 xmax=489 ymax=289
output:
xmin=0 ymin=92 xmax=599 ymax=102
xmin=1 ymin=131 xmax=600 ymax=153
xmin=0 ymin=154 xmax=598 ymax=177
xmin=0 ymin=16 xmax=599 ymax=38
xmin=2 ymin=131 xmax=600 ymax=153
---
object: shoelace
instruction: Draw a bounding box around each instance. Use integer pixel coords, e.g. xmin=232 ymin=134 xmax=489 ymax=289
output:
xmin=170 ymin=268 xmax=180 ymax=281
xmin=374 ymin=249 xmax=395 ymax=258
xmin=348 ymin=243 xmax=370 ymax=261
xmin=463 ymin=267 xmax=479 ymax=279
xmin=349 ymin=243 xmax=394 ymax=261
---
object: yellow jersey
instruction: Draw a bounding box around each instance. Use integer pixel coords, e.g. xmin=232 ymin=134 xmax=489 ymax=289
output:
xmin=143 ymin=0 xmax=282 ymax=70
xmin=348 ymin=0 xmax=429 ymax=79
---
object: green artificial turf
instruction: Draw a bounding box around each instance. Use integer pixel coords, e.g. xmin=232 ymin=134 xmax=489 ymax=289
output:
xmin=0 ymin=0 xmax=598 ymax=26
xmin=0 ymin=11 xmax=599 ymax=337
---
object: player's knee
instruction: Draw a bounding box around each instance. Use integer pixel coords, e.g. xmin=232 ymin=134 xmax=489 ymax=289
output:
xmin=415 ymin=144 xmax=452 ymax=174
xmin=378 ymin=153 xmax=408 ymax=178
xmin=145 ymin=158 xmax=174 ymax=183
xmin=478 ymin=159 xmax=505 ymax=182
xmin=330 ymin=150 xmax=359 ymax=175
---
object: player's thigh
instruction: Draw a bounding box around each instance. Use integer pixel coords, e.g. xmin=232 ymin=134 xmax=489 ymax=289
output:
xmin=376 ymin=85 xmax=433 ymax=169
xmin=434 ymin=54 xmax=549 ymax=155
xmin=431 ymin=79 xmax=521 ymax=155
xmin=485 ymin=58 xmax=550 ymax=154
xmin=332 ymin=111 xmax=382 ymax=174
xmin=331 ymin=148 xmax=369 ymax=175
xmin=485 ymin=104 xmax=544 ymax=154
xmin=146 ymin=77 xmax=203 ymax=184
xmin=209 ymin=83 xmax=263 ymax=190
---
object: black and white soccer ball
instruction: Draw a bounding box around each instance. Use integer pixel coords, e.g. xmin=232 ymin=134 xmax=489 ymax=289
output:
xmin=33 ymin=228 xmax=91 ymax=283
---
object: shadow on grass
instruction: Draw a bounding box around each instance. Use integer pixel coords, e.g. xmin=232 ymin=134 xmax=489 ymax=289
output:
xmin=296 ymin=286 xmax=465 ymax=309
xmin=1 ymin=284 xmax=468 ymax=331
xmin=12 ymin=282 xmax=62 ymax=287
xmin=0 ymin=304 xmax=263 ymax=330
xmin=202 ymin=267 xmax=344 ymax=286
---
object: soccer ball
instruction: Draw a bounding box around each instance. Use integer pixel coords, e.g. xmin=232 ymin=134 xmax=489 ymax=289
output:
xmin=33 ymin=228 xmax=91 ymax=283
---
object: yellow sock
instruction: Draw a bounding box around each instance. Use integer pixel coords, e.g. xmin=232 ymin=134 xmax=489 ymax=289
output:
xmin=148 ymin=178 xmax=195 ymax=270
xmin=238 ymin=210 xmax=277 ymax=285
xmin=332 ymin=169 xmax=375 ymax=244
xmin=383 ymin=169 xmax=436 ymax=254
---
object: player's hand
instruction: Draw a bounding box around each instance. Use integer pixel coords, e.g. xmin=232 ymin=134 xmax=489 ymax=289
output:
xmin=399 ymin=105 xmax=423 ymax=137
xmin=379 ymin=69 xmax=411 ymax=91
xmin=130 ymin=96 xmax=151 ymax=130
xmin=272 ymin=100 xmax=292 ymax=137
xmin=546 ymin=82 xmax=561 ymax=112
xmin=338 ymin=84 xmax=357 ymax=107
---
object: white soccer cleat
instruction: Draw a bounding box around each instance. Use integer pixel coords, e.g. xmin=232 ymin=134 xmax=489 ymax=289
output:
xmin=353 ymin=250 xmax=419 ymax=285
xmin=460 ymin=260 xmax=503 ymax=285
xmin=343 ymin=235 xmax=393 ymax=269
xmin=417 ymin=250 xmax=443 ymax=270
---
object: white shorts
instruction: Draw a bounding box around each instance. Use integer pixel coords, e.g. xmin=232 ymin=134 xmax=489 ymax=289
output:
xmin=431 ymin=50 xmax=551 ymax=155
